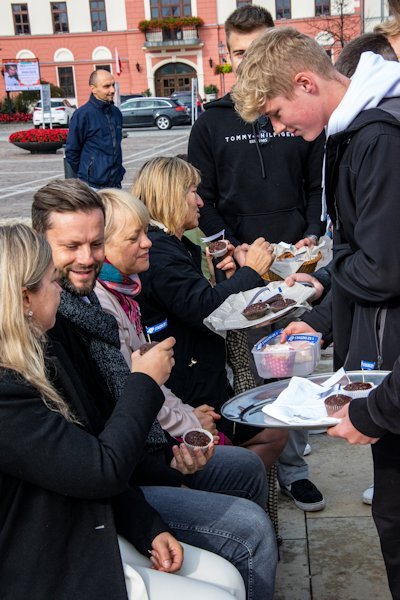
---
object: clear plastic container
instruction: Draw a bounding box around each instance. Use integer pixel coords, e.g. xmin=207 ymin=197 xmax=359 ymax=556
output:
xmin=251 ymin=329 xmax=321 ymax=379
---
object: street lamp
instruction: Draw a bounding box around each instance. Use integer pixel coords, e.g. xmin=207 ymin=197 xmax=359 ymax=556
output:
xmin=218 ymin=41 xmax=227 ymax=95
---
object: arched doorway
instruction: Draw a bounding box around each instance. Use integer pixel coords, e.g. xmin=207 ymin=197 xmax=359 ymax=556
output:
xmin=154 ymin=62 xmax=196 ymax=97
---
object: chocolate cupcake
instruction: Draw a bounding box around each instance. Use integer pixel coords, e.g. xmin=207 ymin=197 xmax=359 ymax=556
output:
xmin=324 ymin=393 xmax=351 ymax=416
xmin=183 ymin=428 xmax=213 ymax=454
xmin=139 ymin=341 xmax=159 ymax=355
xmin=343 ymin=381 xmax=375 ymax=400
xmin=242 ymin=301 xmax=270 ymax=321
xmin=265 ymin=293 xmax=283 ymax=305
xmin=208 ymin=240 xmax=228 ymax=257
xmin=268 ymin=297 xmax=296 ymax=313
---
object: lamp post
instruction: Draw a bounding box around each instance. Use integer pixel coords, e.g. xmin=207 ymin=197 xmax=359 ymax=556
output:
xmin=218 ymin=40 xmax=227 ymax=96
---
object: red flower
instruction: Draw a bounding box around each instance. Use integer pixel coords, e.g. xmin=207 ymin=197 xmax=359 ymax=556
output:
xmin=0 ymin=112 xmax=33 ymax=123
xmin=9 ymin=128 xmax=68 ymax=143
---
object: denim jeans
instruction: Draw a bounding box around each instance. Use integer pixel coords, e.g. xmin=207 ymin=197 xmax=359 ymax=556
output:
xmin=141 ymin=446 xmax=278 ymax=600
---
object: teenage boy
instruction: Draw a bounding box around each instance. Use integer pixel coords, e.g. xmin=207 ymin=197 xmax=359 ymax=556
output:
xmin=232 ymin=26 xmax=400 ymax=597
xmin=189 ymin=4 xmax=325 ymax=513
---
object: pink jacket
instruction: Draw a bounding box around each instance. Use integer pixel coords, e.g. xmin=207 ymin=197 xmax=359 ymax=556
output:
xmin=95 ymin=281 xmax=201 ymax=437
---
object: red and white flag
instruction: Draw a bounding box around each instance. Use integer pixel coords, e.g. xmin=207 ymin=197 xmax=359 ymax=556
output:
xmin=115 ymin=48 xmax=122 ymax=76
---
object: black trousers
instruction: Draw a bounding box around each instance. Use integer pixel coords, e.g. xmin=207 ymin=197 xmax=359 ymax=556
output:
xmin=372 ymin=434 xmax=400 ymax=600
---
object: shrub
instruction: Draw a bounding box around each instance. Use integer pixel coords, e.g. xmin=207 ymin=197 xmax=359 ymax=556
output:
xmin=204 ymin=84 xmax=218 ymax=94
xmin=9 ymin=128 xmax=68 ymax=143
xmin=138 ymin=16 xmax=204 ymax=31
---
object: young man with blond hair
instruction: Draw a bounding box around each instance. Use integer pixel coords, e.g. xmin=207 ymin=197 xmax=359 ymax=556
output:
xmin=188 ymin=3 xmax=326 ymax=516
xmin=233 ymin=26 xmax=400 ymax=597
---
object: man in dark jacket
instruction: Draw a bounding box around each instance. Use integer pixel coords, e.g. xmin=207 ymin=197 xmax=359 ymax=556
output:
xmin=232 ymin=26 xmax=400 ymax=598
xmin=188 ymin=4 xmax=325 ymax=513
xmin=65 ymin=69 xmax=125 ymax=189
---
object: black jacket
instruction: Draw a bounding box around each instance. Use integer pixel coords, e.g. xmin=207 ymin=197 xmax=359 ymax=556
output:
xmin=303 ymin=104 xmax=400 ymax=371
xmin=188 ymin=93 xmax=325 ymax=245
xmin=65 ymin=94 xmax=125 ymax=188
xmin=49 ymin=313 xmax=186 ymax=488
xmin=0 ymin=342 xmax=168 ymax=599
xmin=138 ymin=227 xmax=264 ymax=410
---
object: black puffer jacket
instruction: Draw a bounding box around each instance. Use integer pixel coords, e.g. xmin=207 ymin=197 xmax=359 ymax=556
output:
xmin=188 ymin=93 xmax=325 ymax=245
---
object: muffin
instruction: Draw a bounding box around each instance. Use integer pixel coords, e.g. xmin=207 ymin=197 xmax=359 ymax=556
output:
xmin=208 ymin=240 xmax=228 ymax=257
xmin=242 ymin=301 xmax=270 ymax=321
xmin=139 ymin=341 xmax=159 ymax=355
xmin=324 ymin=394 xmax=351 ymax=416
xmin=183 ymin=428 xmax=213 ymax=454
xmin=268 ymin=297 xmax=296 ymax=313
xmin=343 ymin=381 xmax=375 ymax=399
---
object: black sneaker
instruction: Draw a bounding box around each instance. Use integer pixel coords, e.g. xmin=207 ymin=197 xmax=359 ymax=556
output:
xmin=280 ymin=479 xmax=325 ymax=512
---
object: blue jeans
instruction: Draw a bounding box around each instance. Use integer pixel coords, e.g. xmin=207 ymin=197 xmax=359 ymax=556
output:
xmin=141 ymin=446 xmax=278 ymax=600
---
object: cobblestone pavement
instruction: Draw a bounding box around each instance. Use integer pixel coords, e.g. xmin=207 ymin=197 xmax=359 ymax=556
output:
xmin=0 ymin=123 xmax=191 ymax=220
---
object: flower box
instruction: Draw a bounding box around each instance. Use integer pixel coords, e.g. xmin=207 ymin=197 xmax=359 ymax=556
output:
xmin=9 ymin=128 xmax=68 ymax=154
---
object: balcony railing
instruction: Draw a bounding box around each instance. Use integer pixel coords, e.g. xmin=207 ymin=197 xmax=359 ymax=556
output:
xmin=144 ymin=28 xmax=202 ymax=48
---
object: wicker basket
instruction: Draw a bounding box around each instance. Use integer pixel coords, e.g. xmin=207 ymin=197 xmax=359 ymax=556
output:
xmin=262 ymin=251 xmax=322 ymax=282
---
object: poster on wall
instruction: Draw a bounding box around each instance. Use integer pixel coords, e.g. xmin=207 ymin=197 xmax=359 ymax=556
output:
xmin=2 ymin=58 xmax=41 ymax=91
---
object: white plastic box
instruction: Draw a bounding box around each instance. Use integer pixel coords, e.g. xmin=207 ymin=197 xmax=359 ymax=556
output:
xmin=252 ymin=329 xmax=321 ymax=379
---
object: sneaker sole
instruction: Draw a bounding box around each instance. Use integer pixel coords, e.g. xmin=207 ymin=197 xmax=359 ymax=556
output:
xmin=281 ymin=487 xmax=326 ymax=512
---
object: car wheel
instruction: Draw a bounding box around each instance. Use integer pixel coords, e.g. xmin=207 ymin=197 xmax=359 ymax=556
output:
xmin=156 ymin=115 xmax=172 ymax=130
xmin=34 ymin=125 xmax=40 ymax=129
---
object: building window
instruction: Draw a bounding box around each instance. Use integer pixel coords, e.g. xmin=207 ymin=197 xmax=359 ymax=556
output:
xmin=12 ymin=4 xmax=30 ymax=35
xmin=58 ymin=66 xmax=75 ymax=97
xmin=51 ymin=2 xmax=69 ymax=33
xmin=315 ymin=0 xmax=330 ymax=16
xmin=236 ymin=0 xmax=252 ymax=6
xmin=89 ymin=0 xmax=107 ymax=31
xmin=95 ymin=64 xmax=111 ymax=72
xmin=150 ymin=0 xmax=191 ymax=19
xmin=275 ymin=0 xmax=291 ymax=20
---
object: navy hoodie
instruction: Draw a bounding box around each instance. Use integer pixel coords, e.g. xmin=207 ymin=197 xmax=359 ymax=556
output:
xmin=188 ymin=93 xmax=325 ymax=245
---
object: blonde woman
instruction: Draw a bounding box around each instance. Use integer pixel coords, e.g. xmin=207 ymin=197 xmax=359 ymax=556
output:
xmin=95 ymin=187 xmax=219 ymax=440
xmin=0 ymin=224 xmax=243 ymax=600
xmin=132 ymin=157 xmax=287 ymax=474
xmin=375 ymin=0 xmax=400 ymax=58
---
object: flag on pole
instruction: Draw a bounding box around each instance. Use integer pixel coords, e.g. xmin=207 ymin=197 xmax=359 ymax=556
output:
xmin=115 ymin=48 xmax=122 ymax=76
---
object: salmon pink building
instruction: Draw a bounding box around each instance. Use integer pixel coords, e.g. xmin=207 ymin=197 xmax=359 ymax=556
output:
xmin=0 ymin=1 xmax=386 ymax=107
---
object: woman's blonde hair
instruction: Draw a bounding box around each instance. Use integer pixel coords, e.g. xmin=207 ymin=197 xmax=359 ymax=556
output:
xmin=98 ymin=188 xmax=150 ymax=242
xmin=0 ymin=224 xmax=76 ymax=422
xmin=132 ymin=156 xmax=201 ymax=236
xmin=232 ymin=26 xmax=337 ymax=123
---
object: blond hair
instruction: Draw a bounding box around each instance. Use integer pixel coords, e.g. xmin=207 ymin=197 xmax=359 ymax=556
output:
xmin=98 ymin=188 xmax=150 ymax=243
xmin=132 ymin=157 xmax=201 ymax=237
xmin=0 ymin=224 xmax=76 ymax=422
xmin=232 ymin=26 xmax=336 ymax=123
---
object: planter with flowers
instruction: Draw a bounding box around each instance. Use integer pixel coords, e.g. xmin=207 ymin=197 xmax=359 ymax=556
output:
xmin=9 ymin=128 xmax=68 ymax=154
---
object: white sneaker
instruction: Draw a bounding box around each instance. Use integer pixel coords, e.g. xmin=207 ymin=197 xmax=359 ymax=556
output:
xmin=362 ymin=484 xmax=374 ymax=505
xmin=303 ymin=443 xmax=312 ymax=456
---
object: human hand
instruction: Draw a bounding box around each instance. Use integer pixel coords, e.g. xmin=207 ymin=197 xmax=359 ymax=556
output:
xmin=131 ymin=337 xmax=175 ymax=386
xmin=280 ymin=321 xmax=318 ymax=343
xmin=170 ymin=441 xmax=214 ymax=474
xmin=284 ymin=273 xmax=324 ymax=301
xmin=295 ymin=237 xmax=318 ymax=248
xmin=149 ymin=532 xmax=183 ymax=572
xmin=327 ymin=404 xmax=380 ymax=445
xmin=242 ymin=237 xmax=275 ymax=276
xmin=194 ymin=404 xmax=220 ymax=438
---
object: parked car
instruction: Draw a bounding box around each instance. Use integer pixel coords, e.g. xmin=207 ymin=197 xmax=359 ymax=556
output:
xmin=33 ymin=98 xmax=76 ymax=128
xmin=119 ymin=97 xmax=189 ymax=130
xmin=119 ymin=93 xmax=144 ymax=104
xmin=170 ymin=91 xmax=204 ymax=117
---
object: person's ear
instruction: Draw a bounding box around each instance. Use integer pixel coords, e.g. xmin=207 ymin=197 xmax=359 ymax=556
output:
xmin=21 ymin=286 xmax=33 ymax=314
xmin=293 ymin=72 xmax=315 ymax=94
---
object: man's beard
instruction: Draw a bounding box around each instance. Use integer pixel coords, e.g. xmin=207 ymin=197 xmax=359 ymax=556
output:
xmin=58 ymin=264 xmax=101 ymax=297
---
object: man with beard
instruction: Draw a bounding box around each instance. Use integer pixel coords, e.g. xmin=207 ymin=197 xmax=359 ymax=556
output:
xmin=31 ymin=178 xmax=278 ymax=600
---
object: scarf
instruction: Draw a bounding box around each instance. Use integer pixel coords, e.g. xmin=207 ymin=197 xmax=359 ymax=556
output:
xmin=321 ymin=51 xmax=400 ymax=219
xmin=58 ymin=289 xmax=168 ymax=449
xmin=98 ymin=259 xmax=143 ymax=336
